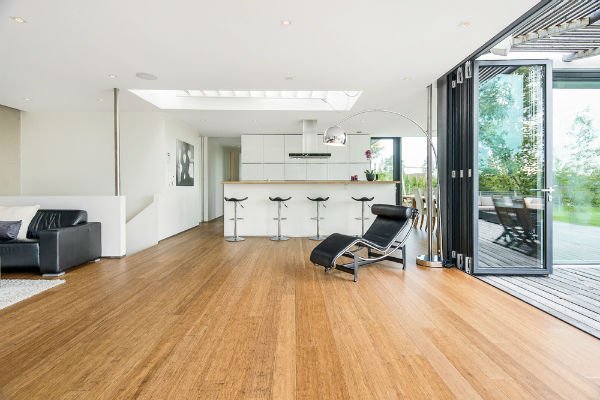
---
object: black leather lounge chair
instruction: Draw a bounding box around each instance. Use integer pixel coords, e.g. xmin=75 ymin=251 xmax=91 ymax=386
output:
xmin=310 ymin=204 xmax=417 ymax=282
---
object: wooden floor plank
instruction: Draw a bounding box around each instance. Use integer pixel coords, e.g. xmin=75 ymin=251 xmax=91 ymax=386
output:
xmin=0 ymin=220 xmax=599 ymax=399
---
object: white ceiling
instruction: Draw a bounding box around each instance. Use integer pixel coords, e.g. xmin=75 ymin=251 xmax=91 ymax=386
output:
xmin=0 ymin=0 xmax=540 ymax=137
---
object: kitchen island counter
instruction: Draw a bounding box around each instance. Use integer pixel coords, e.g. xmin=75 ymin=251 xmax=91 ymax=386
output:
xmin=222 ymin=180 xmax=401 ymax=184
xmin=222 ymin=181 xmax=397 ymax=237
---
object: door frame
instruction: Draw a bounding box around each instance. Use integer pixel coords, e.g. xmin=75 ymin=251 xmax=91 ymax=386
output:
xmin=472 ymin=59 xmax=553 ymax=275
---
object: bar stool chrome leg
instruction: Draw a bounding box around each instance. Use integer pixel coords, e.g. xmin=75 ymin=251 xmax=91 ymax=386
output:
xmin=226 ymin=199 xmax=245 ymax=242
xmin=352 ymin=196 xmax=374 ymax=237
xmin=271 ymin=200 xmax=289 ymax=241
xmin=309 ymin=200 xmax=327 ymax=241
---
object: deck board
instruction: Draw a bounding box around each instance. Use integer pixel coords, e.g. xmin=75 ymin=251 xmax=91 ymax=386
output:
xmin=478 ymin=266 xmax=600 ymax=339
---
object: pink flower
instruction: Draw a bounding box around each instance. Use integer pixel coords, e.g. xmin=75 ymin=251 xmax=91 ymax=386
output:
xmin=365 ymin=149 xmax=372 ymax=159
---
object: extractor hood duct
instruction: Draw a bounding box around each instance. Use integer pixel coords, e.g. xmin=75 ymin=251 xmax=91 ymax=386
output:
xmin=288 ymin=119 xmax=331 ymax=159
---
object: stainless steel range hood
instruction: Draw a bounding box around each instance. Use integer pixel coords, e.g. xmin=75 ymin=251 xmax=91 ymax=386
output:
xmin=289 ymin=120 xmax=331 ymax=159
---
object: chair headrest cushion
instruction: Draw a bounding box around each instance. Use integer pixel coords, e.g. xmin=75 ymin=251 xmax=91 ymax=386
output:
xmin=371 ymin=204 xmax=414 ymax=220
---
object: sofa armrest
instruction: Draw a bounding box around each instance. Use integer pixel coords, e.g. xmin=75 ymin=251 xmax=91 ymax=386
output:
xmin=39 ymin=222 xmax=102 ymax=274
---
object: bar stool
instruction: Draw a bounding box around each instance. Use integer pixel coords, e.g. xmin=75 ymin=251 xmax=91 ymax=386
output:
xmin=307 ymin=196 xmax=329 ymax=241
xmin=269 ymin=196 xmax=292 ymax=241
xmin=224 ymin=197 xmax=248 ymax=242
xmin=352 ymin=196 xmax=374 ymax=236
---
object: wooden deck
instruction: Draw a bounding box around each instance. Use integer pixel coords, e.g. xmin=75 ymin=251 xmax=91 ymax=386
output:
xmin=478 ymin=266 xmax=600 ymax=339
xmin=478 ymin=219 xmax=539 ymax=268
xmin=1 ymin=220 xmax=600 ymax=399
xmin=478 ymin=219 xmax=600 ymax=268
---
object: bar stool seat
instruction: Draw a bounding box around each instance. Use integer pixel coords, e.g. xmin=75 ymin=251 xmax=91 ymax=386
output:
xmin=307 ymin=196 xmax=329 ymax=241
xmin=352 ymin=196 xmax=374 ymax=237
xmin=224 ymin=197 xmax=248 ymax=242
xmin=269 ymin=196 xmax=291 ymax=241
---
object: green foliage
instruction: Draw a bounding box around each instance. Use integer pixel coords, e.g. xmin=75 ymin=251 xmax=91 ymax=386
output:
xmin=477 ymin=68 xmax=600 ymax=227
xmin=553 ymin=108 xmax=600 ymax=223
xmin=478 ymin=66 xmax=544 ymax=196
xmin=370 ymin=139 xmax=394 ymax=181
xmin=403 ymin=174 xmax=438 ymax=195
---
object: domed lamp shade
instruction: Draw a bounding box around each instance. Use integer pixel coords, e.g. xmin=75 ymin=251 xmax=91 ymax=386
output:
xmin=323 ymin=125 xmax=347 ymax=146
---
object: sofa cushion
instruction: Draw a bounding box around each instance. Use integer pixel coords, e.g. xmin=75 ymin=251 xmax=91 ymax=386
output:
xmin=0 ymin=221 xmax=22 ymax=241
xmin=0 ymin=239 xmax=40 ymax=267
xmin=0 ymin=205 xmax=40 ymax=239
xmin=27 ymin=210 xmax=88 ymax=239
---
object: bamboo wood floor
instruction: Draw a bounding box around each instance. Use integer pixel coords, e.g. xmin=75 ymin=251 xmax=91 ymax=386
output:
xmin=1 ymin=219 xmax=599 ymax=399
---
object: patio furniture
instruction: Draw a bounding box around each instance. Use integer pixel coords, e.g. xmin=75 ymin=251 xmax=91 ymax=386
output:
xmin=413 ymin=188 xmax=426 ymax=229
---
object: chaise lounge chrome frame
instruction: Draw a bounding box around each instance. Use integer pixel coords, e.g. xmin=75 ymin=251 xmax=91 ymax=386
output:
xmin=310 ymin=205 xmax=418 ymax=282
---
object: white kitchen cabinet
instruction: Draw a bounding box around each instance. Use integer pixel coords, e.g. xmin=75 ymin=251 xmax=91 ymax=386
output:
xmin=284 ymin=135 xmax=304 ymax=163
xmin=263 ymin=135 xmax=285 ymax=163
xmin=327 ymin=164 xmax=349 ymax=181
xmin=349 ymin=163 xmax=370 ymax=180
xmin=349 ymin=135 xmax=371 ymax=163
xmin=241 ymin=135 xmax=263 ymax=163
xmin=263 ymin=164 xmax=284 ymax=181
xmin=306 ymin=164 xmax=328 ymax=180
xmin=284 ymin=164 xmax=307 ymax=180
xmin=306 ymin=135 xmax=330 ymax=164
xmin=241 ymin=163 xmax=263 ymax=181
xmin=327 ymin=142 xmax=349 ymax=164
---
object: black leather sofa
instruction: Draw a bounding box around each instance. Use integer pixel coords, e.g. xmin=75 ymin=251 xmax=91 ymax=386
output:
xmin=0 ymin=209 xmax=101 ymax=275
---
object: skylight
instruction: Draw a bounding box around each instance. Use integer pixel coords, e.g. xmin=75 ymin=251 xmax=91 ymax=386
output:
xmin=129 ymin=90 xmax=362 ymax=111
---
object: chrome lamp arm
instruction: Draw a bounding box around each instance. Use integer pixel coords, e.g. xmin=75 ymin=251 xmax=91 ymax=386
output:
xmin=325 ymin=101 xmax=444 ymax=268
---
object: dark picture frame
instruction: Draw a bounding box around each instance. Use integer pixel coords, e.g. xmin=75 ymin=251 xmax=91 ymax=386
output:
xmin=176 ymin=139 xmax=194 ymax=186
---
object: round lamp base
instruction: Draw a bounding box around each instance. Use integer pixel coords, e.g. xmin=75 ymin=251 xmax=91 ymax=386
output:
xmin=416 ymin=254 xmax=444 ymax=268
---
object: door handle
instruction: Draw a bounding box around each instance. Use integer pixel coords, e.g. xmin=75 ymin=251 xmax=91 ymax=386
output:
xmin=530 ymin=187 xmax=554 ymax=193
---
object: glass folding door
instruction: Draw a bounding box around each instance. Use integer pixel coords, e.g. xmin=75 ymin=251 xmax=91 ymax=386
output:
xmin=553 ymin=73 xmax=600 ymax=264
xmin=473 ymin=60 xmax=553 ymax=275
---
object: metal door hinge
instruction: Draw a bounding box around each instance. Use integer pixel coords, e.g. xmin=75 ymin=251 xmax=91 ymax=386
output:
xmin=457 ymin=253 xmax=464 ymax=270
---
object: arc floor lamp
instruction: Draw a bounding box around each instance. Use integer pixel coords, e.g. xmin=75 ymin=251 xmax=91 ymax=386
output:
xmin=322 ymin=85 xmax=444 ymax=267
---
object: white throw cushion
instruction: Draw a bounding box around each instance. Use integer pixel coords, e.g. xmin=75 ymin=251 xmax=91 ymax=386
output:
xmin=0 ymin=205 xmax=41 ymax=239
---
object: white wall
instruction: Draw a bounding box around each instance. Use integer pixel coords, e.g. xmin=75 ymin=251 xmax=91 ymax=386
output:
xmin=0 ymin=105 xmax=21 ymax=195
xmin=18 ymin=110 xmax=203 ymax=254
xmin=20 ymin=112 xmax=114 ymax=196
xmin=160 ymin=114 xmax=202 ymax=239
xmin=206 ymin=138 xmax=226 ymax=220
xmin=121 ymin=112 xmax=164 ymax=220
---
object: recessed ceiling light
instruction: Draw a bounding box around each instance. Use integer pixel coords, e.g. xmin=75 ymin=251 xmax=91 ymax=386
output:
xmin=24 ymin=97 xmax=31 ymax=101
xmin=98 ymin=98 xmax=104 ymax=102
xmin=285 ymin=76 xmax=293 ymax=80
xmin=458 ymin=21 xmax=471 ymax=28
xmin=11 ymin=16 xmax=27 ymax=23
xmin=402 ymin=77 xmax=412 ymax=81
xmin=108 ymin=74 xmax=117 ymax=78
xmin=281 ymin=20 xmax=292 ymax=25
xmin=136 ymin=72 xmax=158 ymax=80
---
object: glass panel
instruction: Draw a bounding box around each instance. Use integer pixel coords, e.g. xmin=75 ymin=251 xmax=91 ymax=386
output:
xmin=553 ymin=87 xmax=600 ymax=263
xmin=477 ymin=65 xmax=546 ymax=269
xmin=370 ymin=138 xmax=394 ymax=181
xmin=401 ymin=137 xmax=437 ymax=196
